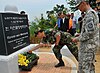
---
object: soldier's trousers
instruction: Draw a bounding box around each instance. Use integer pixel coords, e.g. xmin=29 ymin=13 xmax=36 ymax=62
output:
xmin=52 ymin=44 xmax=78 ymax=61
xmin=78 ymin=48 xmax=95 ymax=73
xmin=52 ymin=45 xmax=63 ymax=60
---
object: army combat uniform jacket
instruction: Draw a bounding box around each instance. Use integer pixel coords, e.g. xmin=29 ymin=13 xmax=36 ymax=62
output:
xmin=42 ymin=29 xmax=78 ymax=61
xmin=76 ymin=8 xmax=99 ymax=73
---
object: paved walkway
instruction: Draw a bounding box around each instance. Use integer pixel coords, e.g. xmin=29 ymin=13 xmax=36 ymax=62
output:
xmin=19 ymin=45 xmax=100 ymax=73
xmin=19 ymin=52 xmax=77 ymax=73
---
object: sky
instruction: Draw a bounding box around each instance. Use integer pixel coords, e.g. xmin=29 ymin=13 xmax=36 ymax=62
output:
xmin=0 ymin=0 xmax=71 ymax=21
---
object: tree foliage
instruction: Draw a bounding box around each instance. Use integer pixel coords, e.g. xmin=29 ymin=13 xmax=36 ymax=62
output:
xmin=46 ymin=4 xmax=68 ymax=19
xmin=66 ymin=0 xmax=77 ymax=12
xmin=29 ymin=16 xmax=56 ymax=36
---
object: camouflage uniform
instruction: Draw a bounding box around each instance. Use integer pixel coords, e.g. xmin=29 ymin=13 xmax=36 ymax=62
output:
xmin=42 ymin=29 xmax=78 ymax=61
xmin=77 ymin=8 xmax=99 ymax=73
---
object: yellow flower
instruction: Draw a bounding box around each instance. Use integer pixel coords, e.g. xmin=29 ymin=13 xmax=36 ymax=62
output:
xmin=24 ymin=62 xmax=28 ymax=66
xmin=22 ymin=56 xmax=26 ymax=60
xmin=18 ymin=53 xmax=30 ymax=66
xmin=26 ymin=60 xmax=29 ymax=63
xmin=18 ymin=54 xmax=23 ymax=59
xmin=18 ymin=59 xmax=21 ymax=63
xmin=18 ymin=53 xmax=37 ymax=66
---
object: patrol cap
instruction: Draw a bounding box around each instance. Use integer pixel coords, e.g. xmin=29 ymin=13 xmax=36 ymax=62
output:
xmin=76 ymin=0 xmax=89 ymax=7
xmin=34 ymin=30 xmax=44 ymax=37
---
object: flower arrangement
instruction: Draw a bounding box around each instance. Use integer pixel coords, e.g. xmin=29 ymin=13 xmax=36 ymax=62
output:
xmin=18 ymin=52 xmax=39 ymax=71
xmin=18 ymin=54 xmax=29 ymax=66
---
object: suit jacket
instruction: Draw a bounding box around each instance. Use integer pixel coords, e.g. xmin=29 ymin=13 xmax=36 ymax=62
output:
xmin=59 ymin=17 xmax=69 ymax=32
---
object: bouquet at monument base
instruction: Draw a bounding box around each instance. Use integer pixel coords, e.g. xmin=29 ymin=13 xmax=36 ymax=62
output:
xmin=18 ymin=52 xmax=39 ymax=71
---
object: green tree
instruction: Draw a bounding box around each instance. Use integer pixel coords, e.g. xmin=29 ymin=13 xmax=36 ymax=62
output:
xmin=29 ymin=15 xmax=56 ymax=36
xmin=29 ymin=21 xmax=38 ymax=36
xmin=46 ymin=4 xmax=68 ymax=19
xmin=66 ymin=0 xmax=77 ymax=12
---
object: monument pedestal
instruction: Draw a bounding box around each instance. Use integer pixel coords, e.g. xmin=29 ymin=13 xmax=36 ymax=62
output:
xmin=0 ymin=12 xmax=31 ymax=73
xmin=0 ymin=56 xmax=19 ymax=73
xmin=0 ymin=44 xmax=38 ymax=73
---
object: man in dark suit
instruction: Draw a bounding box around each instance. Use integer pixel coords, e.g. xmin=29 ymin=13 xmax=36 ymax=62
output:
xmin=58 ymin=12 xmax=69 ymax=32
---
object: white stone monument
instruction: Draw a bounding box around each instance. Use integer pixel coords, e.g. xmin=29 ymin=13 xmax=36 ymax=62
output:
xmin=0 ymin=44 xmax=38 ymax=73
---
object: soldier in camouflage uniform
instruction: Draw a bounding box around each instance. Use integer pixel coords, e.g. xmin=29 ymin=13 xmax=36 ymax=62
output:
xmin=35 ymin=29 xmax=78 ymax=67
xmin=72 ymin=0 xmax=99 ymax=73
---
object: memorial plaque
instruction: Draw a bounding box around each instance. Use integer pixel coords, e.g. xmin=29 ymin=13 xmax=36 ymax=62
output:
xmin=0 ymin=13 xmax=30 ymax=55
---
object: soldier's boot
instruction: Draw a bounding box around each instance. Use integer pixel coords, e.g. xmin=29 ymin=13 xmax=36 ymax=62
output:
xmin=95 ymin=60 xmax=97 ymax=62
xmin=55 ymin=59 xmax=65 ymax=67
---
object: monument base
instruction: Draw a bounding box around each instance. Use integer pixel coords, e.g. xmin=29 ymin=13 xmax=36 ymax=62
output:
xmin=0 ymin=44 xmax=39 ymax=73
xmin=0 ymin=56 xmax=19 ymax=73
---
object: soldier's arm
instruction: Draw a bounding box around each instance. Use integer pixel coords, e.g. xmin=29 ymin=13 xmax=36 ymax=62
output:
xmin=29 ymin=43 xmax=52 ymax=52
xmin=79 ymin=12 xmax=96 ymax=41
xmin=29 ymin=43 xmax=43 ymax=52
